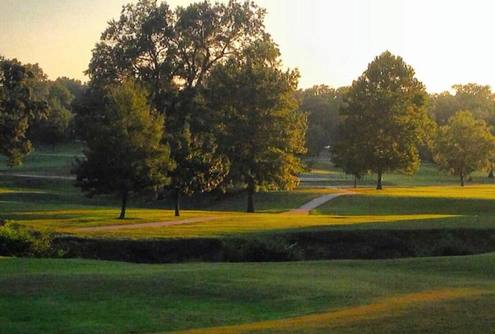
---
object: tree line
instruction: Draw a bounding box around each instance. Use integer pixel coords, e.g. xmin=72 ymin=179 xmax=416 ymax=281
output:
xmin=301 ymin=53 xmax=495 ymax=189
xmin=2 ymin=0 xmax=495 ymax=219
xmin=1 ymin=0 xmax=306 ymax=218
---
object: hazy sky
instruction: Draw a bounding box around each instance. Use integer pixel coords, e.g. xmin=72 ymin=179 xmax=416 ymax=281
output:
xmin=1 ymin=0 xmax=494 ymax=92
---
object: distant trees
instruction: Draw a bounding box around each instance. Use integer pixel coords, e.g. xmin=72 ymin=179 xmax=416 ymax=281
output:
xmin=0 ymin=57 xmax=48 ymax=166
xmin=86 ymin=0 xmax=267 ymax=215
xmin=298 ymin=85 xmax=345 ymax=156
xmin=432 ymin=111 xmax=495 ymax=186
xmin=207 ymin=38 xmax=306 ymax=212
xmin=332 ymin=51 xmax=430 ymax=189
xmin=73 ymin=81 xmax=173 ymax=219
xmin=429 ymin=84 xmax=495 ymax=125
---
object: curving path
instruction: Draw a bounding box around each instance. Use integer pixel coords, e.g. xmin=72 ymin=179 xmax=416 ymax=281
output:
xmin=288 ymin=190 xmax=354 ymax=214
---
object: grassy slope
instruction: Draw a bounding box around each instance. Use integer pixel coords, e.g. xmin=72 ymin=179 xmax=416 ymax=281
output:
xmin=1 ymin=254 xmax=494 ymax=334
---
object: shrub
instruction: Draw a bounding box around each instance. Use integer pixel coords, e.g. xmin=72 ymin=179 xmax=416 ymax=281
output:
xmin=0 ymin=222 xmax=57 ymax=257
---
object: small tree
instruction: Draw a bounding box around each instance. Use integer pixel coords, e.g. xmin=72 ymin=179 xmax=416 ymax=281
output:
xmin=432 ymin=111 xmax=495 ymax=186
xmin=207 ymin=38 xmax=306 ymax=212
xmin=73 ymin=80 xmax=174 ymax=219
xmin=333 ymin=51 xmax=430 ymax=189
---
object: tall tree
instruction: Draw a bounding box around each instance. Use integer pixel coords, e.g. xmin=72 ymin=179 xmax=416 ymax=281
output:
xmin=0 ymin=57 xmax=47 ymax=166
xmin=332 ymin=51 xmax=430 ymax=189
xmin=297 ymin=85 xmax=345 ymax=156
xmin=86 ymin=0 xmax=266 ymax=215
xmin=207 ymin=38 xmax=306 ymax=212
xmin=73 ymin=80 xmax=173 ymax=219
xmin=432 ymin=111 xmax=495 ymax=186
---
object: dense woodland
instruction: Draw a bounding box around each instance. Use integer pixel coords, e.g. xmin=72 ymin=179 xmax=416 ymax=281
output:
xmin=2 ymin=0 xmax=495 ymax=217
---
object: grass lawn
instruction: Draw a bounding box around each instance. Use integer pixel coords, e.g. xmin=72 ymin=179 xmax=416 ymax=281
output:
xmin=1 ymin=254 xmax=494 ymax=334
xmin=313 ymin=185 xmax=495 ymax=230
xmin=2 ymin=145 xmax=495 ymax=238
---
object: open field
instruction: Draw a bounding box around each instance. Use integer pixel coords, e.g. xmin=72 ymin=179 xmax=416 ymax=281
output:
xmin=1 ymin=253 xmax=494 ymax=334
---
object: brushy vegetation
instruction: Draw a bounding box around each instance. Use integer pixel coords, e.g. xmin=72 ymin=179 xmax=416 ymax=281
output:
xmin=0 ymin=222 xmax=56 ymax=257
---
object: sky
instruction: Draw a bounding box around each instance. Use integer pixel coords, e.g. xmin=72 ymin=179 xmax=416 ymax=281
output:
xmin=1 ymin=0 xmax=494 ymax=93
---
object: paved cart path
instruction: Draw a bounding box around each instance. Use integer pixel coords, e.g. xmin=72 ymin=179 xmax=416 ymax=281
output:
xmin=288 ymin=190 xmax=354 ymax=215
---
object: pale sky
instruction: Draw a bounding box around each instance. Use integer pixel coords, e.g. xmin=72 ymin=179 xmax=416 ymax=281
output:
xmin=1 ymin=0 xmax=494 ymax=92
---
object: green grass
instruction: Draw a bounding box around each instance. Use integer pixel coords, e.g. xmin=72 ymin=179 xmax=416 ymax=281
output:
xmin=3 ymin=145 xmax=495 ymax=238
xmin=1 ymin=254 xmax=494 ymax=333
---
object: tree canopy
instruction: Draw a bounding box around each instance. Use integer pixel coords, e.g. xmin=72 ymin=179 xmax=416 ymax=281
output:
xmin=206 ymin=38 xmax=306 ymax=212
xmin=297 ymin=85 xmax=346 ymax=157
xmin=0 ymin=57 xmax=48 ymax=166
xmin=73 ymin=80 xmax=173 ymax=219
xmin=87 ymin=0 xmax=267 ymax=215
xmin=332 ymin=51 xmax=430 ymax=189
xmin=432 ymin=111 xmax=495 ymax=186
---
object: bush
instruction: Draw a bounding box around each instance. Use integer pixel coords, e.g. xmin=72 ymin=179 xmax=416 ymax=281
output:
xmin=0 ymin=222 xmax=57 ymax=257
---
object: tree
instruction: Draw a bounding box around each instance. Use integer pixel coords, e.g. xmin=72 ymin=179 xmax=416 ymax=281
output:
xmin=207 ymin=38 xmax=306 ymax=212
xmin=73 ymin=80 xmax=174 ymax=219
xmin=432 ymin=111 xmax=495 ymax=186
xmin=297 ymin=85 xmax=345 ymax=156
xmin=0 ymin=57 xmax=47 ymax=166
xmin=29 ymin=81 xmax=74 ymax=146
xmin=86 ymin=0 xmax=266 ymax=216
xmin=332 ymin=120 xmax=368 ymax=188
xmin=332 ymin=51 xmax=430 ymax=189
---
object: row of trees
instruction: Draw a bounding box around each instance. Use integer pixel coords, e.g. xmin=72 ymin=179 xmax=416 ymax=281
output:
xmin=326 ymin=52 xmax=495 ymax=189
xmin=72 ymin=0 xmax=306 ymax=218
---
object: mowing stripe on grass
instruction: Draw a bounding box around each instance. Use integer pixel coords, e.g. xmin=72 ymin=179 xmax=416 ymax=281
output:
xmin=171 ymin=288 xmax=486 ymax=334
xmin=74 ymin=216 xmax=219 ymax=232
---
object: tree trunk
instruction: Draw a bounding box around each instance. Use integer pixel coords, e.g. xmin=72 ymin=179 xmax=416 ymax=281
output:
xmin=119 ymin=190 xmax=128 ymax=219
xmin=353 ymin=175 xmax=357 ymax=188
xmin=489 ymin=168 xmax=494 ymax=178
xmin=376 ymin=171 xmax=383 ymax=190
xmin=460 ymin=172 xmax=465 ymax=187
xmin=174 ymin=189 xmax=180 ymax=217
xmin=247 ymin=179 xmax=255 ymax=213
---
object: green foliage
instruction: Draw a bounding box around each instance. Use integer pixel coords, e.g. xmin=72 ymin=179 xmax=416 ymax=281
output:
xmin=432 ymin=111 xmax=495 ymax=186
xmin=332 ymin=51 xmax=430 ymax=189
xmin=207 ymin=38 xmax=306 ymax=212
xmin=0 ymin=57 xmax=48 ymax=166
xmin=30 ymin=81 xmax=74 ymax=145
xmin=87 ymin=0 xmax=267 ymax=215
xmin=73 ymin=80 xmax=174 ymax=218
xmin=429 ymin=84 xmax=495 ymax=125
xmin=0 ymin=222 xmax=54 ymax=257
xmin=298 ymin=85 xmax=346 ymax=156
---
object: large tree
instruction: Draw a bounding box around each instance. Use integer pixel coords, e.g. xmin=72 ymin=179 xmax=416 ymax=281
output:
xmin=332 ymin=51 xmax=430 ymax=189
xmin=86 ymin=0 xmax=266 ymax=215
xmin=73 ymin=80 xmax=173 ymax=219
xmin=432 ymin=111 xmax=495 ymax=186
xmin=0 ymin=57 xmax=47 ymax=166
xmin=206 ymin=38 xmax=306 ymax=212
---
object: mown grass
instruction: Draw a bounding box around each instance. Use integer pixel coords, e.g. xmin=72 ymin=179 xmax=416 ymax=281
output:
xmin=1 ymin=253 xmax=494 ymax=334
xmin=313 ymin=185 xmax=495 ymax=230
xmin=2 ymin=145 xmax=495 ymax=238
